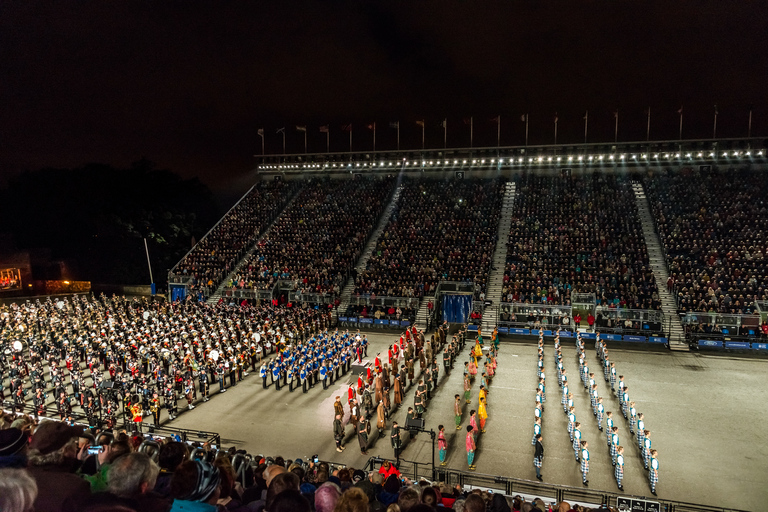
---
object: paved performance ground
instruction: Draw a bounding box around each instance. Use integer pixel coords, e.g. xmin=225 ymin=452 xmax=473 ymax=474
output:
xmin=163 ymin=332 xmax=767 ymax=511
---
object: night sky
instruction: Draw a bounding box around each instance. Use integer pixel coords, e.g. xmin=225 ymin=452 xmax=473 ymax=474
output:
xmin=2 ymin=1 xmax=766 ymax=198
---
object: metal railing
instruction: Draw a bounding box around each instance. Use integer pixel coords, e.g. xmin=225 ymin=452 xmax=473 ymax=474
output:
xmin=682 ymin=311 xmax=763 ymax=337
xmin=364 ymin=456 xmax=747 ymax=512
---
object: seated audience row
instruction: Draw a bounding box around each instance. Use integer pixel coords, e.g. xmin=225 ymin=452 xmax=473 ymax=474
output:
xmin=504 ymin=173 xmax=660 ymax=311
xmin=0 ymin=413 xmax=601 ymax=512
xmin=645 ymin=168 xmax=768 ymax=314
xmin=355 ymin=178 xmax=504 ymax=299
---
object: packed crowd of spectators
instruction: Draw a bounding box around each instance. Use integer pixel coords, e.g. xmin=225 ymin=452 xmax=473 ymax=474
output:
xmin=645 ymin=168 xmax=768 ymax=315
xmin=504 ymin=173 xmax=660 ymax=311
xmin=0 ymin=412 xmax=620 ymax=512
xmin=341 ymin=305 xmax=417 ymax=325
xmin=170 ymin=181 xmax=302 ymax=297
xmin=226 ymin=178 xmax=394 ymax=297
xmin=355 ymin=179 xmax=503 ymax=300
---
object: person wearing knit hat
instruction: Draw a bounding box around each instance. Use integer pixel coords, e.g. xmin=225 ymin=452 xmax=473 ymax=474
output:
xmin=0 ymin=428 xmax=28 ymax=468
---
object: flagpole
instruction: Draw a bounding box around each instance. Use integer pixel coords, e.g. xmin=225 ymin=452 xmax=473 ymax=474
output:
xmin=614 ymin=110 xmax=619 ymax=143
xmin=748 ymin=109 xmax=753 ymax=138
xmin=327 ymin=131 xmax=330 ymax=153
xmin=525 ymin=115 xmax=529 ymax=146
xmin=646 ymin=108 xmax=651 ymax=141
xmin=554 ymin=115 xmax=557 ymax=145
xmin=713 ymin=106 xmax=718 ymax=139
xmin=373 ymin=123 xmax=376 ymax=152
xmin=679 ymin=108 xmax=683 ymax=140
xmin=497 ymin=115 xmax=501 ymax=147
xmin=421 ymin=122 xmax=425 ymax=149
xmin=584 ymin=111 xmax=588 ymax=143
xmin=444 ymin=119 xmax=447 ymax=148
xmin=259 ymin=130 xmax=264 ymax=155
xmin=304 ymin=131 xmax=307 ymax=153
xmin=282 ymin=132 xmax=286 ymax=154
xmin=470 ymin=117 xmax=474 ymax=148
xmin=397 ymin=123 xmax=400 ymax=150
xmin=349 ymin=128 xmax=352 ymax=152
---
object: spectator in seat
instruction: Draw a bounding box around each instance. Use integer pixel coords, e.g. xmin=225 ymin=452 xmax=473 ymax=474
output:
xmin=169 ymin=460 xmax=221 ymax=512
xmin=26 ymin=421 xmax=91 ymax=512
xmin=154 ymin=442 xmax=190 ymax=499
xmin=78 ymin=452 xmax=166 ymax=512
xmin=0 ymin=467 xmax=38 ymax=512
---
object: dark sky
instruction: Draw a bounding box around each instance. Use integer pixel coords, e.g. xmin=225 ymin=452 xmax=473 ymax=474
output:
xmin=2 ymin=1 xmax=766 ymax=198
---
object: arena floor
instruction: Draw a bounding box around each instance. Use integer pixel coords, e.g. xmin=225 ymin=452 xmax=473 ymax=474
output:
xmin=164 ymin=331 xmax=768 ymax=511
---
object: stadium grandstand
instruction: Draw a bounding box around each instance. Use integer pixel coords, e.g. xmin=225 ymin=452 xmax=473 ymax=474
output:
xmin=2 ymin=137 xmax=767 ymax=512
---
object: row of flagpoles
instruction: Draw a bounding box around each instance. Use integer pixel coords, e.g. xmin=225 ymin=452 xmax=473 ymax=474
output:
xmin=257 ymin=107 xmax=755 ymax=155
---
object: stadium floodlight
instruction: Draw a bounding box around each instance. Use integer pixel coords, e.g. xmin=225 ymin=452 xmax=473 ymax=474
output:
xmin=675 ymin=153 xmax=680 ymax=158
xmin=620 ymin=154 xmax=625 ymax=159
xmin=568 ymin=156 xmax=573 ymax=161
xmin=733 ymin=152 xmax=738 ymax=157
xmin=481 ymin=159 xmax=486 ymax=164
xmin=454 ymin=159 xmax=458 ymax=164
xmin=445 ymin=160 xmax=449 ymax=165
xmin=757 ymin=150 xmax=763 ymax=156
xmin=697 ymin=152 xmax=703 ymax=157
xmin=686 ymin=153 xmax=691 ymax=158
xmin=472 ymin=159 xmax=477 ymax=164
xmin=538 ymin=157 xmax=543 ymax=162
xmin=578 ymin=156 xmax=583 ymax=161
xmin=499 ymin=158 xmax=504 ymax=163
xmin=463 ymin=159 xmax=467 ymax=164
xmin=609 ymin=155 xmax=614 ymax=160
xmin=556 ymin=157 xmax=561 ymax=162
xmin=589 ymin=156 xmax=593 ymax=160
xmin=529 ymin=158 xmax=534 ymax=163
xmin=654 ymin=154 xmax=659 ymax=158
xmin=547 ymin=157 xmax=552 ymax=162
xmin=723 ymin=152 xmax=728 ymax=157
xmin=429 ymin=161 xmax=433 ymax=165
xmin=491 ymin=159 xmax=495 ymax=163
xmin=599 ymin=155 xmax=603 ymax=160
xmin=519 ymin=158 xmax=524 ymax=163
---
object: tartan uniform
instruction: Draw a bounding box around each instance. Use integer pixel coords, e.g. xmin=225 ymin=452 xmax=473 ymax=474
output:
xmin=596 ymin=404 xmax=604 ymax=429
xmin=643 ymin=438 xmax=652 ymax=468
xmin=629 ymin=406 xmax=637 ymax=433
xmin=580 ymin=448 xmax=590 ymax=483
xmin=603 ymin=360 xmax=610 ymax=381
xmin=649 ymin=457 xmax=659 ymax=491
xmin=622 ymin=393 xmax=629 ymax=418
xmin=539 ymin=382 xmax=546 ymax=402
xmin=610 ymin=369 xmax=616 ymax=391
xmin=567 ymin=414 xmax=575 ymax=440
xmin=582 ymin=366 xmax=589 ymax=389
xmin=615 ymin=454 xmax=624 ymax=487
xmin=572 ymin=430 xmax=581 ymax=459
xmin=637 ymin=421 xmax=645 ymax=450
xmin=533 ymin=456 xmax=542 ymax=468
xmin=531 ymin=423 xmax=541 ymax=445
xmin=610 ymin=433 xmax=619 ymax=464
xmin=606 ymin=418 xmax=614 ymax=446
xmin=561 ymin=386 xmax=569 ymax=412
xmin=590 ymin=389 xmax=597 ymax=413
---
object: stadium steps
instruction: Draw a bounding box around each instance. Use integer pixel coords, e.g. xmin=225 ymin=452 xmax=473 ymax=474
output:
xmin=335 ymin=183 xmax=405 ymax=318
xmin=631 ymin=181 xmax=687 ymax=351
xmin=482 ymin=181 xmax=517 ymax=333
xmin=206 ymin=187 xmax=303 ymax=305
xmin=414 ymin=295 xmax=433 ymax=331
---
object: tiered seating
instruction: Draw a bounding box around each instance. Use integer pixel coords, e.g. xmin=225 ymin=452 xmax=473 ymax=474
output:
xmin=355 ymin=178 xmax=504 ymax=299
xmin=170 ymin=180 xmax=301 ymax=294
xmin=504 ymin=173 xmax=660 ymax=310
xmin=227 ymin=177 xmax=394 ymax=295
xmin=645 ymin=169 xmax=768 ymax=314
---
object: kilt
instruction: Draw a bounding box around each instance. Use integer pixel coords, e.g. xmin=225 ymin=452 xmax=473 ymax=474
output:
xmin=581 ymin=458 xmax=589 ymax=474
xmin=610 ymin=443 xmax=617 ymax=461
xmin=533 ymin=456 xmax=542 ymax=468
xmin=637 ymin=431 xmax=645 ymax=450
xmin=650 ymin=469 xmax=658 ymax=487
xmin=615 ymin=465 xmax=623 ymax=481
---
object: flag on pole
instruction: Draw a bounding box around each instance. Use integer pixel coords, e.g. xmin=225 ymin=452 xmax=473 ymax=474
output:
xmin=491 ymin=116 xmax=500 ymax=123
xmin=583 ymin=112 xmax=588 ymax=120
xmin=554 ymin=114 xmax=558 ymax=123
xmin=440 ymin=119 xmax=447 ymax=128
xmin=319 ymin=125 xmax=329 ymax=133
xmin=415 ymin=120 xmax=425 ymax=127
xmin=367 ymin=122 xmax=376 ymax=130
xmin=389 ymin=121 xmax=399 ymax=129
xmin=296 ymin=125 xmax=307 ymax=132
xmin=276 ymin=127 xmax=285 ymax=134
xmin=341 ymin=124 xmax=352 ymax=132
xmin=613 ymin=110 xmax=618 ymax=118
xmin=520 ymin=114 xmax=527 ymax=122
xmin=257 ymin=128 xmax=264 ymax=137
xmin=714 ymin=105 xmax=718 ymax=115
xmin=677 ymin=106 xmax=683 ymax=114
xmin=463 ymin=117 xmax=472 ymax=125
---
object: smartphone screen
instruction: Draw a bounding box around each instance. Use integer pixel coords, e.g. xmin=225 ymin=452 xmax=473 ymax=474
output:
xmin=87 ymin=446 xmax=104 ymax=455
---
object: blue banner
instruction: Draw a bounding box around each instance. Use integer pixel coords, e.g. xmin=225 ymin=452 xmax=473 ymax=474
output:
xmin=497 ymin=327 xmax=508 ymax=334
xmin=602 ymin=334 xmax=622 ymax=341
xmin=170 ymin=284 xmax=187 ymax=302
xmin=509 ymin=328 xmax=530 ymax=335
xmin=467 ymin=325 xmax=479 ymax=331
xmin=442 ymin=294 xmax=473 ymax=323
xmin=543 ymin=330 xmax=553 ymax=337
xmin=401 ymin=320 xmax=410 ymax=327
xmin=558 ymin=331 xmax=573 ymax=337
xmin=374 ymin=319 xmax=389 ymax=325
xmin=649 ymin=337 xmax=667 ymax=344
xmin=698 ymin=340 xmax=723 ymax=348
xmin=752 ymin=343 xmax=768 ymax=350
xmin=581 ymin=332 xmax=597 ymax=339
xmin=623 ymin=335 xmax=647 ymax=342
xmin=339 ymin=317 xmax=348 ymax=322
xmin=360 ymin=318 xmax=373 ymax=324
xmin=389 ymin=320 xmax=400 ymax=327
xmin=725 ymin=341 xmax=750 ymax=349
